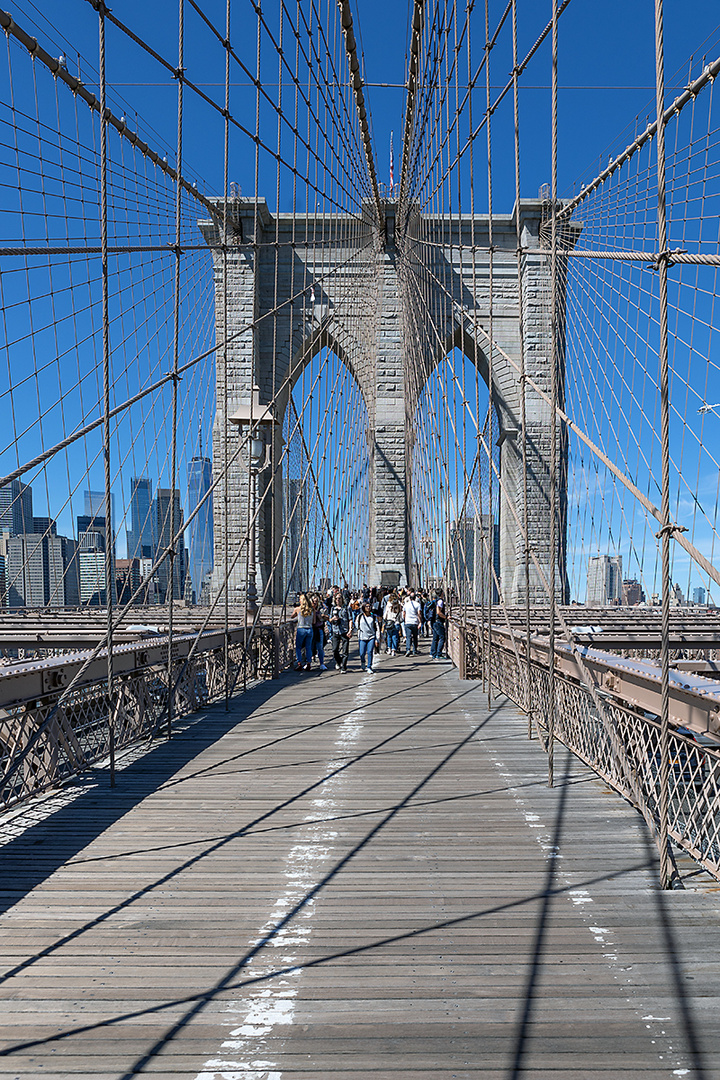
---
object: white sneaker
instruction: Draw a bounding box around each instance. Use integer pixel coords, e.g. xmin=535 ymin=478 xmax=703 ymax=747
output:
xmin=367 ymin=667 xmax=374 ymax=674
xmin=319 ymin=664 xmax=327 ymax=672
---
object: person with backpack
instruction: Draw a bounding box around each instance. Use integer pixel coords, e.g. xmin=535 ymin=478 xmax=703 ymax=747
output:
xmin=429 ymin=590 xmax=448 ymax=660
xmin=422 ymin=592 xmax=436 ymax=638
xmin=418 ymin=589 xmax=429 ymax=637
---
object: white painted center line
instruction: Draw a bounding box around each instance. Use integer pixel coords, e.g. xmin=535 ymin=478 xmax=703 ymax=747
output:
xmin=194 ymin=682 xmax=369 ymax=1080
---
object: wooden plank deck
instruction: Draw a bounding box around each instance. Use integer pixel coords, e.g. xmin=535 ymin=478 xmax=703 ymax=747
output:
xmin=1 ymin=647 xmax=720 ymax=1078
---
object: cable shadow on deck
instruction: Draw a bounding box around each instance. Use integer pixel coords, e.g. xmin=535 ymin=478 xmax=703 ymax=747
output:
xmin=0 ymin=676 xmax=482 ymax=989
xmin=0 ymin=847 xmax=655 ymax=1064
xmin=0 ymin=678 xmax=283 ymax=918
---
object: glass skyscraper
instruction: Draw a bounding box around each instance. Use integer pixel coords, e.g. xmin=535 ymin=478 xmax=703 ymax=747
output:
xmin=127 ymin=477 xmax=154 ymax=559
xmin=187 ymin=456 xmax=213 ymax=603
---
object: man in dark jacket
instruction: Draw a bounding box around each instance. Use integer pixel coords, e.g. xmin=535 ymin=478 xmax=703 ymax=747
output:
xmin=329 ymin=588 xmax=352 ymax=672
xmin=430 ymin=590 xmax=448 ymax=660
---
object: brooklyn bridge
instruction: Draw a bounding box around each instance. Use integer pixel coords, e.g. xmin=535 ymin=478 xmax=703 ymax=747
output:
xmin=2 ymin=0 xmax=720 ymax=1076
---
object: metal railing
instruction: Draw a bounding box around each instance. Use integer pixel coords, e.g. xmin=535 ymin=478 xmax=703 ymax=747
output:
xmin=0 ymin=620 xmax=296 ymax=810
xmin=449 ymin=619 xmax=720 ymax=880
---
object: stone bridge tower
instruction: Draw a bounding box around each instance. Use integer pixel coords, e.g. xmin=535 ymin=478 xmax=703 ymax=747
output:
xmin=200 ymin=197 xmax=568 ymax=605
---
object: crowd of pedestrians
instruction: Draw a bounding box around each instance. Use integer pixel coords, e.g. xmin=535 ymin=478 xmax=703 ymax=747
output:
xmin=290 ymin=583 xmax=450 ymax=674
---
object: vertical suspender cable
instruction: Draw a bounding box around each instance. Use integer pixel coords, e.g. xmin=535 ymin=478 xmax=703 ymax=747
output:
xmin=484 ymin=0 xmax=494 ymax=706
xmin=167 ymin=0 xmax=185 ymax=739
xmin=223 ymin=0 xmax=231 ymax=709
xmin=244 ymin=0 xmax=263 ymax=693
xmin=97 ymin=2 xmax=115 ymax=786
xmin=548 ymin=0 xmax=559 ymax=787
xmin=511 ymin=0 xmax=534 ymax=734
xmin=654 ymin=0 xmax=672 ymax=890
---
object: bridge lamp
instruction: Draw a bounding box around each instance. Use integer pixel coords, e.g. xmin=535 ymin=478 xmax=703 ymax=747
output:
xmin=250 ymin=435 xmax=268 ymax=471
xmin=230 ymin=387 xmax=278 ymax=615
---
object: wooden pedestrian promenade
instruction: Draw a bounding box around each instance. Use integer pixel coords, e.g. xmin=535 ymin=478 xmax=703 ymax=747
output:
xmin=1 ymin=650 xmax=720 ymax=1079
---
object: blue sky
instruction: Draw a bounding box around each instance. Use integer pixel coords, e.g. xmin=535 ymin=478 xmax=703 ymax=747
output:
xmin=15 ymin=0 xmax=720 ymax=211
xmin=3 ymin=0 xmax=720 ymax=597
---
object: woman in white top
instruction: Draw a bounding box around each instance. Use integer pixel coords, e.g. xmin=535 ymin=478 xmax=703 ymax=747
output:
xmin=402 ymin=590 xmax=422 ymax=656
xmin=356 ymin=602 xmax=378 ymax=673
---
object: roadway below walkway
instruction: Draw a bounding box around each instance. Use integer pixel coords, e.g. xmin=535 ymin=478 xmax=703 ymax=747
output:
xmin=1 ymin=646 xmax=719 ymax=1078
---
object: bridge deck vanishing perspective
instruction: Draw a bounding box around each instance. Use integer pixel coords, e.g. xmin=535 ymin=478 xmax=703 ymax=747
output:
xmin=1 ymin=652 xmax=719 ymax=1079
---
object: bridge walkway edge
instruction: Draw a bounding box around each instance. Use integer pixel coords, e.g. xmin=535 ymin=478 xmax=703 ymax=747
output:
xmin=0 ymin=649 xmax=718 ymax=1077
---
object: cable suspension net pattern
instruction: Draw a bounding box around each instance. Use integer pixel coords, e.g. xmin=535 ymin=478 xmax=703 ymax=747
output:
xmin=395 ymin=0 xmax=720 ymax=885
xmin=559 ymin=40 xmax=720 ymax=610
xmin=3 ymin=0 xmax=720 ymax=886
xmin=0 ymin=0 xmax=379 ymax=805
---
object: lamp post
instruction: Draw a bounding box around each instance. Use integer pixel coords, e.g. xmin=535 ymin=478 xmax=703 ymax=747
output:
xmin=421 ymin=534 xmax=433 ymax=586
xmin=248 ymin=432 xmax=269 ymax=613
xmin=230 ymin=386 xmax=278 ymax=617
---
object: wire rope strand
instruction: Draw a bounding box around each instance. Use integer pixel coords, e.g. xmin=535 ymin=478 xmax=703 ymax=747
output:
xmin=97 ymin=2 xmax=115 ymax=786
xmin=654 ymin=0 xmax=673 ymax=890
xmin=548 ymin=0 xmax=559 ymax=788
xmin=222 ymin=0 xmax=231 ymax=707
xmin=165 ymin=0 xmax=185 ymax=739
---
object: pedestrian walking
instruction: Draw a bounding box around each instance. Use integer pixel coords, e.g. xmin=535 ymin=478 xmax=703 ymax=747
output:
xmin=383 ymin=592 xmax=402 ymax=656
xmin=357 ymin=602 xmax=378 ymax=673
xmin=402 ymin=589 xmax=422 ymax=655
xmin=329 ymin=587 xmax=352 ymax=672
xmin=418 ymin=589 xmax=429 ymax=637
xmin=428 ymin=590 xmax=448 ymax=660
xmin=292 ymin=593 xmax=314 ymax=670
xmin=310 ymin=593 xmax=328 ymax=671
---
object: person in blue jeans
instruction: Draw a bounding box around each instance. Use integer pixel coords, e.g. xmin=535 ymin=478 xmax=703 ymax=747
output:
xmin=292 ymin=593 xmax=314 ymax=670
xmin=430 ymin=591 xmax=447 ymax=659
xmin=383 ymin=593 xmax=402 ymax=656
xmin=357 ymin=603 xmax=378 ymax=673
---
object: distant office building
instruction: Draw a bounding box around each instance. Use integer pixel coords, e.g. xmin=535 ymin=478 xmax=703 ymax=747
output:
xmin=449 ymin=515 xmax=499 ymax=605
xmin=155 ymin=488 xmax=186 ymax=602
xmin=188 ymin=456 xmax=213 ymax=604
xmin=84 ymin=489 xmax=115 ymax=521
xmin=77 ymin=514 xmax=108 ymax=553
xmin=7 ymin=535 xmax=44 ymax=607
xmin=115 ymin=558 xmax=141 ymax=605
xmin=57 ymin=537 xmax=80 ymax=607
xmin=0 ymin=479 xmax=33 ymax=536
xmin=80 ymin=550 xmax=105 ymax=605
xmin=127 ymin=477 xmax=155 ymax=560
xmin=671 ymin=582 xmax=685 ymax=606
xmin=0 ymin=533 xmax=8 ymax=610
xmin=5 ymin=531 xmax=79 ymax=609
xmin=83 ymin=490 xmax=115 ymax=552
xmin=622 ymin=578 xmax=644 ymax=606
xmin=139 ymin=556 xmax=161 ymax=605
xmin=32 ymin=517 xmax=56 ymax=536
xmin=79 ymin=550 xmax=116 ymax=605
xmin=587 ymin=554 xmax=622 ymax=605
xmin=693 ymin=586 xmax=707 ymax=605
